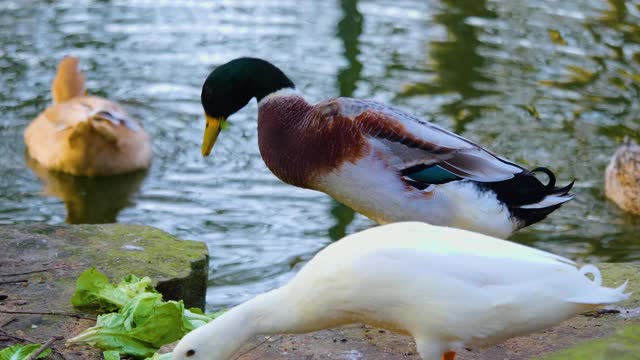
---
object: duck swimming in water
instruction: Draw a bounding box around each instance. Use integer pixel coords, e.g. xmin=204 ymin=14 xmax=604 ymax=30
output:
xmin=199 ymin=58 xmax=574 ymax=238
xmin=24 ymin=56 xmax=152 ymax=176
xmin=605 ymin=137 xmax=640 ymax=215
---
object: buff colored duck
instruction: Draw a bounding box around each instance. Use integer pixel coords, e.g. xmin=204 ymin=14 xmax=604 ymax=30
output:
xmin=198 ymin=58 xmax=573 ymax=238
xmin=172 ymin=222 xmax=628 ymax=360
xmin=605 ymin=138 xmax=640 ymax=215
xmin=24 ymin=56 xmax=152 ymax=176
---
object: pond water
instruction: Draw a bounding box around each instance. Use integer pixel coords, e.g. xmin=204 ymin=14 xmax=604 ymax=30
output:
xmin=0 ymin=0 xmax=639 ymax=310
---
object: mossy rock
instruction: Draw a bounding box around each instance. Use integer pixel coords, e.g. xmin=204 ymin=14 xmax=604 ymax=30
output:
xmin=598 ymin=263 xmax=640 ymax=308
xmin=0 ymin=223 xmax=208 ymax=359
xmin=0 ymin=223 xmax=208 ymax=308
xmin=540 ymin=325 xmax=640 ymax=360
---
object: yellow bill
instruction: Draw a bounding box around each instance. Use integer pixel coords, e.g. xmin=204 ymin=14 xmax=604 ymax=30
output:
xmin=202 ymin=115 xmax=225 ymax=156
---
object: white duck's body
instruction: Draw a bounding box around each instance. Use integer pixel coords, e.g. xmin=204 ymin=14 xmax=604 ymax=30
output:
xmin=24 ymin=57 xmax=152 ymax=176
xmin=172 ymin=222 xmax=628 ymax=360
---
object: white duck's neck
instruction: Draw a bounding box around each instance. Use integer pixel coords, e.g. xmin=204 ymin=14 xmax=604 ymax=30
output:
xmin=190 ymin=286 xmax=303 ymax=359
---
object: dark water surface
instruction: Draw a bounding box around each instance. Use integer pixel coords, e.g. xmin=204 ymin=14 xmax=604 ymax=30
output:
xmin=1 ymin=0 xmax=639 ymax=310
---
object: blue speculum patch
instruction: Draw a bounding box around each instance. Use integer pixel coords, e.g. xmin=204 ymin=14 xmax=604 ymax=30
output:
xmin=407 ymin=165 xmax=460 ymax=184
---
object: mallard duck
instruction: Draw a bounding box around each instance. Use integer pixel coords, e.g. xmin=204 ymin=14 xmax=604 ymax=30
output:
xmin=24 ymin=56 xmax=152 ymax=176
xmin=199 ymin=58 xmax=574 ymax=238
xmin=605 ymin=138 xmax=640 ymax=215
xmin=172 ymin=222 xmax=628 ymax=360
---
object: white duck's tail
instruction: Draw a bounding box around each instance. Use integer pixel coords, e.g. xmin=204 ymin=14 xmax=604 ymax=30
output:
xmin=579 ymin=265 xmax=603 ymax=286
xmin=566 ymin=265 xmax=630 ymax=304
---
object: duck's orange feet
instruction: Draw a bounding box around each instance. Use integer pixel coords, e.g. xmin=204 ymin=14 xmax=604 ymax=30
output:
xmin=441 ymin=351 xmax=456 ymax=360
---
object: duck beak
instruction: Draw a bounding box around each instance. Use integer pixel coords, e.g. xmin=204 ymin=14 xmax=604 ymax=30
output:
xmin=202 ymin=114 xmax=225 ymax=156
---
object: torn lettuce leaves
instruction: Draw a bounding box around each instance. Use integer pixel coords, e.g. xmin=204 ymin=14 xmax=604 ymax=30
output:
xmin=0 ymin=344 xmax=51 ymax=360
xmin=71 ymin=267 xmax=156 ymax=312
xmin=68 ymin=268 xmax=221 ymax=359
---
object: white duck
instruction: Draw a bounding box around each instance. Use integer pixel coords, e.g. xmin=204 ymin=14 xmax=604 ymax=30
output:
xmin=171 ymin=222 xmax=628 ymax=360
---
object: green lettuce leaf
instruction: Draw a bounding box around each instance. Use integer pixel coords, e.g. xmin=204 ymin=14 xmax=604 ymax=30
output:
xmin=69 ymin=268 xmax=222 ymax=358
xmin=144 ymin=352 xmax=173 ymax=360
xmin=68 ymin=293 xmax=187 ymax=358
xmin=71 ymin=268 xmax=156 ymax=311
xmin=68 ymin=312 xmax=156 ymax=358
xmin=103 ymin=350 xmax=120 ymax=360
xmin=120 ymin=293 xmax=186 ymax=347
xmin=0 ymin=344 xmax=51 ymax=360
xmin=183 ymin=308 xmax=212 ymax=331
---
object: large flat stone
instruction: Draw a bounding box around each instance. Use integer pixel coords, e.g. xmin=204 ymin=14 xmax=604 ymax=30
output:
xmin=0 ymin=223 xmax=208 ymax=359
xmin=231 ymin=263 xmax=639 ymax=360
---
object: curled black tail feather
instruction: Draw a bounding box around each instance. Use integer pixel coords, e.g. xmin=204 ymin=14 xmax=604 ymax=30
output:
xmin=531 ymin=167 xmax=556 ymax=190
xmin=531 ymin=166 xmax=575 ymax=196
xmin=551 ymin=179 xmax=575 ymax=196
xmin=475 ymin=166 xmax=575 ymax=228
xmin=509 ymin=205 xmax=564 ymax=228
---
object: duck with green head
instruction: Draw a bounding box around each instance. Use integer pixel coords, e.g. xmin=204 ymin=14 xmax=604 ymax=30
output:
xmin=200 ymin=57 xmax=574 ymax=238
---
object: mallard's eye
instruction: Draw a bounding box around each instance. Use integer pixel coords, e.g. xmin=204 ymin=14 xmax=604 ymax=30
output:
xmin=186 ymin=349 xmax=195 ymax=357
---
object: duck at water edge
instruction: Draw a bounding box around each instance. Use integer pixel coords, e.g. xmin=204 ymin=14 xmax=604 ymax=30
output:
xmin=198 ymin=58 xmax=573 ymax=238
xmin=172 ymin=222 xmax=628 ymax=360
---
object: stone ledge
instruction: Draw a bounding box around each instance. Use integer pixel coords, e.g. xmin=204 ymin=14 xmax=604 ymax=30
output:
xmin=0 ymin=223 xmax=208 ymax=359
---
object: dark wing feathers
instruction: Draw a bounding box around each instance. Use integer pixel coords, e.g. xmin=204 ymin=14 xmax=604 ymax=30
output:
xmin=439 ymin=150 xmax=524 ymax=181
xmin=332 ymin=97 xmax=523 ymax=182
xmin=477 ymin=167 xmax=567 ymax=207
xmin=331 ymin=98 xmax=574 ymax=218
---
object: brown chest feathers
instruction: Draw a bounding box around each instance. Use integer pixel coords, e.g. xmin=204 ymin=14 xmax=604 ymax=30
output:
xmin=257 ymin=96 xmax=369 ymax=188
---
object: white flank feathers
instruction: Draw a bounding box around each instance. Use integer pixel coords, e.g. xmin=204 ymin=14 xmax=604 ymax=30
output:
xmin=316 ymin=145 xmax=516 ymax=239
xmin=517 ymin=194 xmax=574 ymax=209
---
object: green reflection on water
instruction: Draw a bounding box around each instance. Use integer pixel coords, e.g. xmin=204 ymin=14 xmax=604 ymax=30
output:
xmin=400 ymin=0 xmax=498 ymax=133
xmin=328 ymin=0 xmax=362 ymax=241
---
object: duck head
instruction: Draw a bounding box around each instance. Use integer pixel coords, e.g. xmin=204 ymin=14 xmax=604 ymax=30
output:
xmin=200 ymin=57 xmax=295 ymax=156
